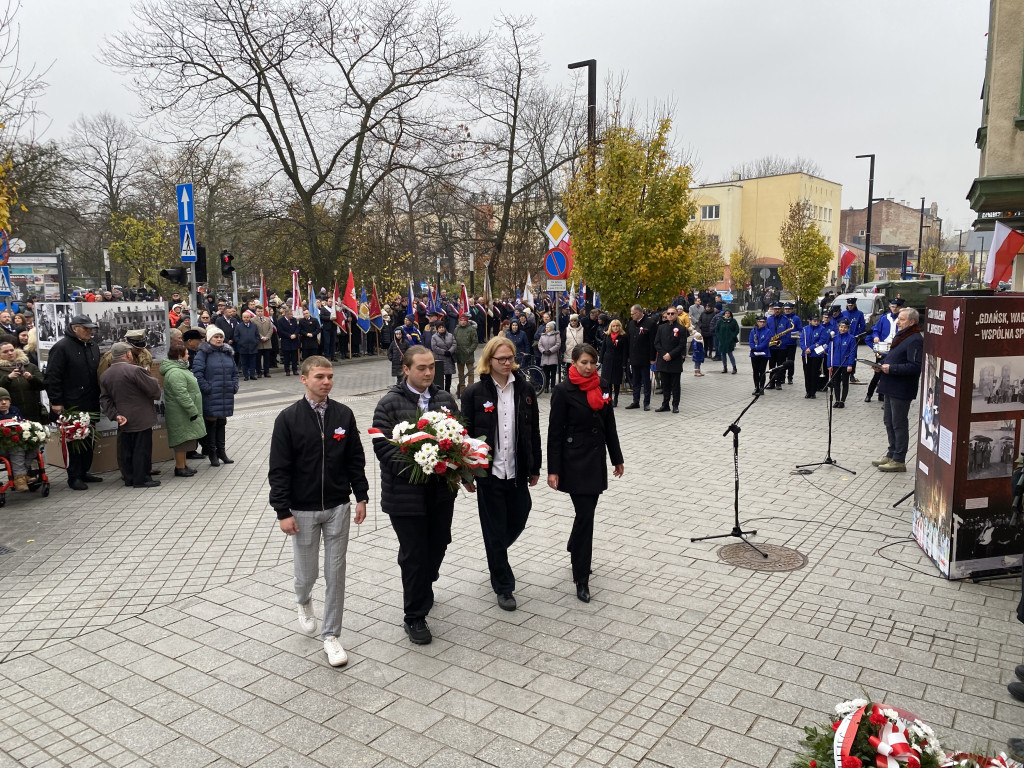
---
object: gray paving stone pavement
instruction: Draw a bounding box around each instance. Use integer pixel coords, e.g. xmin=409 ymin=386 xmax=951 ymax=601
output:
xmin=1 ymin=353 xmax=1023 ymax=767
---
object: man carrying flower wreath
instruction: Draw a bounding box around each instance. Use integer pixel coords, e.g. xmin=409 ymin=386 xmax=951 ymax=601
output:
xmin=371 ymin=345 xmax=461 ymax=645
xmin=269 ymin=356 xmax=369 ymax=668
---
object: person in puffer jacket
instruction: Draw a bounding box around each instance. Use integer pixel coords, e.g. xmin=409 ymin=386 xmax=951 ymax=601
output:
xmin=193 ymin=325 xmax=239 ymax=467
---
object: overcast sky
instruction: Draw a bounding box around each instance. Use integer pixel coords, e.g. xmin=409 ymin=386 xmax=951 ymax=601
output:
xmin=18 ymin=0 xmax=989 ymax=235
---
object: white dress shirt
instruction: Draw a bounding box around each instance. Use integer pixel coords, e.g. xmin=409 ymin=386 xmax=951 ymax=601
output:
xmin=491 ymin=377 xmax=517 ymax=480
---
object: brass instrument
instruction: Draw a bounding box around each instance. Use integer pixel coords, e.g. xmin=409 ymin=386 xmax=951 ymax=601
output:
xmin=768 ymin=327 xmax=789 ymax=348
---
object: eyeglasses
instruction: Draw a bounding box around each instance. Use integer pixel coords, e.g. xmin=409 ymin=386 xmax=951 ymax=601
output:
xmin=492 ymin=356 xmax=515 ymax=364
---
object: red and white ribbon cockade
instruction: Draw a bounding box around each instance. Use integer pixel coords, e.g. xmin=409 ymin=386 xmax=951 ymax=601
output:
xmin=834 ymin=704 xmax=921 ymax=768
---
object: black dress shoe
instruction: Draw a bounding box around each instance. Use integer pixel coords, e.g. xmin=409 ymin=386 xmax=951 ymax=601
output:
xmin=149 ymin=469 xmax=161 ymax=476
xmin=624 ymin=403 xmax=640 ymax=410
xmin=576 ymin=582 xmax=590 ymax=603
xmin=864 ymin=395 xmax=873 ymax=403
xmin=68 ymin=479 xmax=88 ymax=491
xmin=186 ymin=451 xmax=204 ymax=460
xmin=82 ymin=474 xmax=103 ymax=483
xmin=643 ymin=405 xmax=650 ymax=411
xmin=174 ymin=467 xmax=197 ymax=477
xmin=496 ymin=593 xmax=517 ymax=611
xmin=671 ymin=406 xmax=679 ymax=413
xmin=404 ymin=618 xmax=432 ymax=645
xmin=1014 ymin=664 xmax=1024 ymax=683
xmin=136 ymin=479 xmax=161 ymax=488
xmin=834 ymin=402 xmax=845 ymax=408
xmin=1009 ymin=682 xmax=1024 ymax=702
xmin=654 ymin=405 xmax=670 ymax=413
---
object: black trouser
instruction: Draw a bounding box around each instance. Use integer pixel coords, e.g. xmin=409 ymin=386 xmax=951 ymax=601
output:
xmin=389 ymin=498 xmax=455 ymax=623
xmin=476 ymin=476 xmax=532 ymax=594
xmin=282 ymin=349 xmax=298 ymax=373
xmin=567 ymin=494 xmax=600 ymax=583
xmin=438 ymin=373 xmax=452 ymax=392
xmin=866 ymin=369 xmax=883 ymax=399
xmin=768 ymin=348 xmax=786 ymax=387
xmin=883 ymin=395 xmax=912 ymax=462
xmin=119 ymin=428 xmax=153 ymax=486
xmin=543 ymin=364 xmax=557 ymax=391
xmin=66 ymin=441 xmax=95 ymax=484
xmin=783 ymin=346 xmax=797 ymax=383
xmin=751 ymin=356 xmax=768 ymax=392
xmin=259 ymin=349 xmax=272 ymax=376
xmin=659 ymin=371 xmax=681 ymax=407
xmin=830 ymin=367 xmax=851 ymax=403
xmin=630 ymin=362 xmax=652 ymax=406
xmin=803 ymin=356 xmax=825 ymax=397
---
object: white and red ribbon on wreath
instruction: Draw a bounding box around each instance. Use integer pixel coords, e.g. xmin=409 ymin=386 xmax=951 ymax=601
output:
xmin=944 ymin=754 xmax=1023 ymax=768
xmin=834 ymin=704 xmax=921 ymax=768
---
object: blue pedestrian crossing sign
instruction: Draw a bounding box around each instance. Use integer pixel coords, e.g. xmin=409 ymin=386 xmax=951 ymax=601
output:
xmin=176 ymin=184 xmax=194 ymax=224
xmin=0 ymin=266 xmax=11 ymax=297
xmin=179 ymin=223 xmax=197 ymax=263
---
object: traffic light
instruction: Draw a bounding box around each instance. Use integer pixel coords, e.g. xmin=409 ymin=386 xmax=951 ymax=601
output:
xmin=159 ymin=266 xmax=189 ymax=286
xmin=195 ymin=243 xmax=208 ymax=284
xmin=220 ymin=249 xmax=234 ymax=277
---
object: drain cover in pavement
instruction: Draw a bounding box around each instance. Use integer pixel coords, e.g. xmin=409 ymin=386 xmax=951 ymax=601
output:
xmin=0 ymin=546 xmax=14 ymax=555
xmin=718 ymin=543 xmax=807 ymax=572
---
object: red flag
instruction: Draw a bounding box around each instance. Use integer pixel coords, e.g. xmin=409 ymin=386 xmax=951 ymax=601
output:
xmin=985 ymin=222 xmax=1024 ymax=289
xmin=459 ymin=283 xmax=471 ymax=316
xmin=259 ymin=272 xmax=268 ymax=313
xmin=333 ymin=281 xmax=347 ymax=333
xmin=369 ymin=282 xmax=383 ymax=330
xmin=291 ymin=271 xmax=301 ymax=313
xmin=839 ymin=245 xmax=857 ymax=276
xmin=342 ymin=269 xmax=358 ymax=317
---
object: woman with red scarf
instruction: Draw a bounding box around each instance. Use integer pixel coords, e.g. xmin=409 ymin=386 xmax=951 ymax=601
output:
xmin=546 ymin=343 xmax=625 ymax=603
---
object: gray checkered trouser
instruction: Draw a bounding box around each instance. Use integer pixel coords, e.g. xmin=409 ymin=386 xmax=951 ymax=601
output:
xmin=291 ymin=503 xmax=351 ymax=639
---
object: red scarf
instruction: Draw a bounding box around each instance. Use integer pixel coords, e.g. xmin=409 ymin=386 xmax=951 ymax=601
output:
xmin=568 ymin=366 xmax=605 ymax=410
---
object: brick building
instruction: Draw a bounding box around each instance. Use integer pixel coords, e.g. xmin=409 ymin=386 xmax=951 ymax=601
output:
xmin=839 ymin=199 xmax=942 ymax=255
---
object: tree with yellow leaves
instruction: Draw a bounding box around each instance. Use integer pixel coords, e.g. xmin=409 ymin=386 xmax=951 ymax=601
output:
xmin=563 ymin=118 xmax=696 ymax=316
xmin=107 ymin=212 xmax=172 ymax=290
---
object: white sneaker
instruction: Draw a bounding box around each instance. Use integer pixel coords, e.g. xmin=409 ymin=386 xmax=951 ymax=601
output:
xmin=297 ymin=601 xmax=317 ymax=636
xmin=324 ymin=636 xmax=348 ymax=667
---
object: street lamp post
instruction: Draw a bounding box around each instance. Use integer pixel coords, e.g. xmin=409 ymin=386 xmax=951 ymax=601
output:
xmin=856 ymin=154 xmax=875 ymax=284
xmin=568 ymin=59 xmax=597 ymax=153
xmin=917 ymin=197 xmax=926 ymax=273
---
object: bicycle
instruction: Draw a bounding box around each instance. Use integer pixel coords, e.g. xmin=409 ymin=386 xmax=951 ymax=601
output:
xmin=516 ymin=354 xmax=545 ymax=391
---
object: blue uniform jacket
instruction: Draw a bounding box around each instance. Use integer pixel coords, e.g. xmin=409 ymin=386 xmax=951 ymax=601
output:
xmin=822 ymin=317 xmax=841 ymax=338
xmin=781 ymin=313 xmax=802 ymax=348
xmin=828 ymin=332 xmax=858 ymax=368
xmin=800 ymin=325 xmax=830 ymax=357
xmin=868 ymin=313 xmax=899 ymax=350
xmin=749 ymin=326 xmax=771 ymax=357
xmin=765 ymin=313 xmax=792 ymax=346
xmin=842 ymin=308 xmax=866 ymax=338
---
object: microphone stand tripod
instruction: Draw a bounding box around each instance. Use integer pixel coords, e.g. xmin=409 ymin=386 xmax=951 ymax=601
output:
xmin=794 ymin=362 xmax=857 ymax=475
xmin=691 ymin=391 xmax=768 ymax=558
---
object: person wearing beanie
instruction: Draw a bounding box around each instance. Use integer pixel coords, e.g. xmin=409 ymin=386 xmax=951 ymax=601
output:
xmin=562 ymin=314 xmax=584 ymax=377
xmin=0 ymin=386 xmax=31 ymax=492
xmin=537 ymin=321 xmax=561 ymax=394
xmin=99 ymin=342 xmax=162 ymax=488
xmin=194 ymin=323 xmax=238 ymax=466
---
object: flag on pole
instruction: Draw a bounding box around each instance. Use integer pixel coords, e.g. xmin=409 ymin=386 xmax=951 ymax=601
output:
xmin=839 ymin=245 xmax=857 ymax=276
xmin=568 ymin=280 xmax=577 ymax=311
xmin=356 ymin=286 xmax=371 ymax=334
xmin=307 ymin=281 xmax=315 ymax=315
xmin=333 ymin=280 xmax=347 ymax=333
xmin=459 ymin=283 xmax=471 ymax=316
xmin=407 ymin=280 xmax=416 ymax=317
xmin=259 ymin=272 xmax=268 ymax=313
xmin=984 ymin=222 xmax=1024 ymax=289
xmin=593 ymin=292 xmax=601 ymax=309
xmin=523 ymin=273 xmax=535 ymax=308
xmin=579 ymin=279 xmax=587 ymax=310
xmin=483 ymin=269 xmax=493 ymax=307
xmin=342 ymin=269 xmax=358 ymax=317
xmin=370 ymin=282 xmax=383 ymax=331
xmin=291 ymin=270 xmax=302 ymax=313
xmin=428 ymin=286 xmax=437 ymax=313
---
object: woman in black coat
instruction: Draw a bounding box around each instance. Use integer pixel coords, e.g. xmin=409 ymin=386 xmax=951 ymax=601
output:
xmin=546 ymin=343 xmax=624 ymax=603
xmin=599 ymin=318 xmax=626 ymax=406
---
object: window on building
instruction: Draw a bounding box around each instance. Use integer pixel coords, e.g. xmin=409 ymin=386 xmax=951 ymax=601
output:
xmin=701 ymin=205 xmax=720 ymax=220
xmin=689 ymin=212 xmax=696 ymax=222
xmin=423 ymin=222 xmax=431 ymax=235
xmin=859 ymin=230 xmax=865 ymax=237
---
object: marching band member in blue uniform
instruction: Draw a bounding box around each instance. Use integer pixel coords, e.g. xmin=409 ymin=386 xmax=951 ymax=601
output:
xmin=827 ymin=318 xmax=858 ymax=408
xmin=822 ymin=305 xmax=843 ymax=338
xmin=841 ymin=296 xmax=866 ymax=383
xmin=799 ymin=314 xmax=830 ymax=399
xmin=781 ymin=302 xmax=802 ymax=386
xmin=864 ymin=297 xmax=903 ymax=403
xmin=748 ymin=315 xmax=772 ymax=396
xmin=764 ymin=303 xmax=792 ymax=390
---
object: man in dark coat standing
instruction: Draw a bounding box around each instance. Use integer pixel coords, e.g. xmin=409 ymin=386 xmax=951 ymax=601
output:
xmin=461 ymin=337 xmax=541 ymax=612
xmin=654 ymin=308 xmax=687 ymax=413
xmin=275 ymin=306 xmax=301 ymax=375
xmin=874 ymin=308 xmax=923 ymax=473
xmin=624 ymin=304 xmax=656 ymax=411
xmin=99 ymin=343 xmax=161 ymax=488
xmin=371 ymin=346 xmax=461 ymax=645
xmin=45 ymin=314 xmax=103 ymax=491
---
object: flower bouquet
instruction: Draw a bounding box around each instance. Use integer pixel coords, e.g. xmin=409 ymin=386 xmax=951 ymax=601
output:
xmin=56 ymin=409 xmax=98 ymax=466
xmin=369 ymin=408 xmax=491 ymax=492
xmin=792 ymin=698 xmax=1022 ymax=768
xmin=0 ymin=420 xmax=48 ymax=453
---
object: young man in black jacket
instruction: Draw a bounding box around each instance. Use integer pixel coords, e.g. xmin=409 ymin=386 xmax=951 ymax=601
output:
xmin=268 ymin=356 xmax=369 ymax=667
xmin=371 ymin=346 xmax=461 ymax=645
xmin=624 ymin=304 xmax=656 ymax=411
xmin=461 ymin=336 xmax=541 ymax=612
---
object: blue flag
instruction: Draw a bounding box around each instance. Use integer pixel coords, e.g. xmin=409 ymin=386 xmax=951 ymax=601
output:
xmin=407 ymin=280 xmax=415 ymax=317
xmin=356 ymin=285 xmax=371 ymax=334
xmin=594 ymin=292 xmax=601 ymax=309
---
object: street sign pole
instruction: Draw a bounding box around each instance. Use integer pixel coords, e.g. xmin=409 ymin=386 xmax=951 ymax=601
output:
xmin=103 ymin=248 xmax=112 ymax=291
xmin=189 ymin=267 xmax=198 ymax=325
xmin=469 ymin=253 xmax=474 ymax=295
xmin=232 ymin=271 xmax=238 ymax=308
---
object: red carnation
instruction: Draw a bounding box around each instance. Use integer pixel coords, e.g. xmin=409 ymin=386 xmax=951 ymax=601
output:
xmin=869 ymin=711 xmax=886 ymax=726
xmin=10 ymin=435 xmax=19 ymax=442
xmin=400 ymin=446 xmax=408 ymax=453
xmin=809 ymin=762 xmax=817 ymax=768
xmin=433 ymin=461 xmax=447 ymax=474
xmin=416 ymin=418 xmax=429 ymax=429
xmin=841 ymin=757 xmax=862 ymax=768
xmin=461 ymin=429 xmax=468 ymax=435
xmin=831 ymin=721 xmax=841 ymax=732
xmin=438 ymin=438 xmax=452 ymax=450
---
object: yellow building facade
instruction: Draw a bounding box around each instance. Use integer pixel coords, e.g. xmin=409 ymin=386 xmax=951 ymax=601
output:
xmin=693 ymin=172 xmax=843 ymax=275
